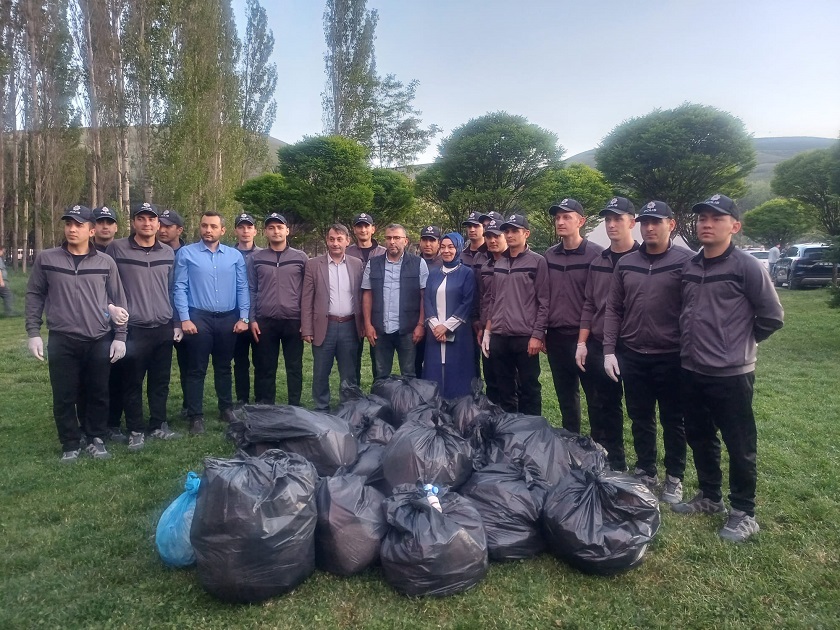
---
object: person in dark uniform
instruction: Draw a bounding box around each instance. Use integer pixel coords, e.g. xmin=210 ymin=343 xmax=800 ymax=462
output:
xmin=672 ymin=194 xmax=784 ymax=543
xmin=233 ymin=213 xmax=262 ymax=405
xmin=415 ymin=225 xmax=443 ymax=377
xmin=106 ymin=203 xmax=179 ymax=451
xmin=543 ymin=198 xmax=603 ymax=434
xmin=25 ymin=205 xmax=129 ymax=462
xmin=482 ymin=213 xmax=549 ymax=415
xmin=157 ymin=209 xmax=189 ymax=416
xmin=577 ymin=197 xmax=639 ymax=471
xmin=347 ymin=212 xmax=386 ymax=385
xmin=247 ymin=212 xmax=308 ymax=405
xmin=173 ymin=211 xmax=250 ymax=434
xmin=92 ymin=205 xmax=119 ymax=252
xmin=461 ymin=211 xmax=488 ymax=384
xmin=477 ymin=218 xmax=507 ymax=403
xmin=602 ymin=201 xmax=692 ymax=502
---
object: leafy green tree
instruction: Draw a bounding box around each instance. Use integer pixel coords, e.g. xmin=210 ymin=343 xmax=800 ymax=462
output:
xmin=741 ymin=198 xmax=817 ymax=249
xmin=233 ymin=173 xmax=286 ymax=221
xmin=371 ymin=168 xmax=414 ymax=227
xmin=322 ymin=0 xmax=377 ymax=144
xmin=771 ymin=148 xmax=840 ymax=236
xmin=416 ymin=111 xmax=563 ymax=229
xmin=596 ymin=103 xmax=756 ymax=249
xmin=369 ymin=74 xmax=439 ymax=168
xmin=276 ymin=135 xmax=373 ymax=237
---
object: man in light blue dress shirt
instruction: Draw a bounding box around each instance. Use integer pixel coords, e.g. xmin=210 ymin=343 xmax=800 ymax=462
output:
xmin=173 ymin=211 xmax=250 ymax=434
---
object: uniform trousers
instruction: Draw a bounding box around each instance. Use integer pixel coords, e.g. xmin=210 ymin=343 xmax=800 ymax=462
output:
xmin=122 ymin=323 xmax=173 ymax=433
xmin=233 ymin=329 xmax=256 ymax=404
xmin=489 ymin=334 xmax=541 ymax=416
xmin=585 ymin=337 xmax=626 ymax=470
xmin=253 ymin=317 xmax=303 ymax=405
xmin=545 ymin=329 xmax=597 ymax=434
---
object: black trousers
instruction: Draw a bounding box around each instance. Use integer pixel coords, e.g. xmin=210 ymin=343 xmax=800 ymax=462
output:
xmin=682 ymin=369 xmax=758 ymax=516
xmin=545 ymin=329 xmax=597 ymax=433
xmin=253 ymin=317 xmax=304 ymax=405
xmin=174 ymin=337 xmax=189 ymax=411
xmin=183 ymin=309 xmax=238 ymax=417
xmin=122 ymin=324 xmax=173 ymax=432
xmin=490 ymin=335 xmax=541 ymax=416
xmin=585 ymin=338 xmax=626 ymax=470
xmin=414 ymin=335 xmax=426 ymax=379
xmin=233 ymin=329 xmax=256 ymax=404
xmin=48 ymin=331 xmax=111 ymax=451
xmin=355 ymin=339 xmax=377 ymax=385
xmin=619 ymin=348 xmax=686 ymax=479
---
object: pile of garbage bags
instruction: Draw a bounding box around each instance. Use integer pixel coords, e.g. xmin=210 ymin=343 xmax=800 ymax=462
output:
xmin=156 ymin=377 xmax=661 ymax=602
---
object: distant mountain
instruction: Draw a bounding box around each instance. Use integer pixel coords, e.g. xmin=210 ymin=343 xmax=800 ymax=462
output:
xmin=565 ymin=136 xmax=837 ymax=182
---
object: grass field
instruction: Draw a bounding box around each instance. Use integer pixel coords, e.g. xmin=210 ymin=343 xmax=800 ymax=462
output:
xmin=1 ymin=273 xmax=839 ymax=629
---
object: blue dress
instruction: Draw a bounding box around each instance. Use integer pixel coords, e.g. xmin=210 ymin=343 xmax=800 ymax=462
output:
xmin=423 ymin=264 xmax=477 ymax=399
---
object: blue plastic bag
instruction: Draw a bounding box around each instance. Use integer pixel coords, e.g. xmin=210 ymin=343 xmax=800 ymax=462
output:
xmin=155 ymin=472 xmax=201 ymax=568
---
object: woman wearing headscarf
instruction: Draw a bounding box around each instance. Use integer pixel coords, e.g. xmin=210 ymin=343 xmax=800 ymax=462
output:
xmin=422 ymin=232 xmax=477 ymax=398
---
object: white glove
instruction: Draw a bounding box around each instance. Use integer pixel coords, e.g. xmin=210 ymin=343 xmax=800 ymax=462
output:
xmin=108 ymin=304 xmax=129 ymax=325
xmin=575 ymin=342 xmax=588 ymax=372
xmin=481 ymin=330 xmax=491 ymax=358
xmin=604 ymin=353 xmax=620 ymax=382
xmin=28 ymin=337 xmax=45 ymax=361
xmin=109 ymin=339 xmax=126 ymax=363
xmin=173 ymin=327 xmax=183 ymax=343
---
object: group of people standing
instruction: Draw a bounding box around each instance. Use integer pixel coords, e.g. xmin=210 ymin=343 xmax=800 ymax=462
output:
xmin=25 ymin=191 xmax=783 ymax=543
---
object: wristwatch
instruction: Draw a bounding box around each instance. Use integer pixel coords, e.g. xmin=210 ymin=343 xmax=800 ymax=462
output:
xmin=240 ymin=318 xmax=250 ymax=324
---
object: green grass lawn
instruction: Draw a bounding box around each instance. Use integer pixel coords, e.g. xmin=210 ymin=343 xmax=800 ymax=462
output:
xmin=1 ymin=273 xmax=839 ymax=629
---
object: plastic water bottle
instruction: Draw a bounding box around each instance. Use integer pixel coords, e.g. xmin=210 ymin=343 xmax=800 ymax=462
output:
xmin=423 ymin=483 xmax=442 ymax=512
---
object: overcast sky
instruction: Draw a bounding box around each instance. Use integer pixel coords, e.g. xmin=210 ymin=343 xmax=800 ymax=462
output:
xmin=233 ymin=0 xmax=840 ymax=161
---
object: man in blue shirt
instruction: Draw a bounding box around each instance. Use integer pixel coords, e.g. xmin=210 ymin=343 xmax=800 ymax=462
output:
xmin=361 ymin=224 xmax=428 ymax=379
xmin=173 ymin=211 xmax=250 ymax=433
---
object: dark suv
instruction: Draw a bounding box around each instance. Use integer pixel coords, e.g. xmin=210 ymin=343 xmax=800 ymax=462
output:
xmin=773 ymin=243 xmax=833 ymax=289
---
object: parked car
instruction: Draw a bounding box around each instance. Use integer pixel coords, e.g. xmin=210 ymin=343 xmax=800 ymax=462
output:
xmin=773 ymin=243 xmax=833 ymax=289
xmin=746 ymin=249 xmax=769 ymax=271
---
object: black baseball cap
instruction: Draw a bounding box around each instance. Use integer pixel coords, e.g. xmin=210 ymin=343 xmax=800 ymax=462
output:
xmin=264 ymin=212 xmax=287 ymax=225
xmin=484 ymin=219 xmax=504 ymax=236
xmin=93 ymin=205 xmax=118 ymax=223
xmin=353 ymin=213 xmax=374 ymax=226
xmin=61 ymin=205 xmax=93 ymax=224
xmin=420 ymin=225 xmax=442 ymax=240
xmin=158 ymin=208 xmax=183 ymax=227
xmin=500 ymin=213 xmax=530 ymax=230
xmin=478 ymin=211 xmax=504 ymax=223
xmin=599 ymin=197 xmax=636 ymax=217
xmin=130 ymin=202 xmax=159 ymax=218
xmin=549 ymin=198 xmax=584 ymax=216
xmin=235 ymin=212 xmax=256 ymax=226
xmin=637 ymin=200 xmax=674 ymax=220
xmin=462 ymin=211 xmax=483 ymax=226
xmin=692 ymin=194 xmax=740 ymax=220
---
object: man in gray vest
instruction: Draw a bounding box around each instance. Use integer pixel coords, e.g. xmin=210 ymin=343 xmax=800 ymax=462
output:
xmin=361 ymin=224 xmax=429 ymax=380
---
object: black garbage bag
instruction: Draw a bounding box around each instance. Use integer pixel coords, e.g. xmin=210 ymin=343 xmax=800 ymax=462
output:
xmin=380 ymin=484 xmax=488 ymax=597
xmin=476 ymin=413 xmax=571 ymax=485
xmin=459 ymin=460 xmax=550 ymax=561
xmin=225 ymin=417 xmax=248 ymax=450
xmin=335 ymin=382 xmax=395 ymax=428
xmin=348 ymin=413 xmax=395 ymax=446
xmin=315 ymin=474 xmax=388 ymax=576
xmin=241 ymin=404 xmax=357 ymax=476
xmin=554 ymin=428 xmax=608 ymax=472
xmin=371 ymin=376 xmax=440 ymax=427
xmin=446 ymin=378 xmax=502 ymax=437
xmin=191 ymin=450 xmax=318 ymax=603
xmin=340 ymin=443 xmax=390 ymax=496
xmin=381 ymin=406 xmax=473 ymax=492
xmin=542 ymin=469 xmax=661 ymax=575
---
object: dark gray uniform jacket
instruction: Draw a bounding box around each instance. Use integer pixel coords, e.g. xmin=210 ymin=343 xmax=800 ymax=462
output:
xmin=106 ymin=237 xmax=175 ymax=327
xmin=580 ymin=243 xmax=640 ymax=342
xmin=347 ymin=240 xmax=386 ymax=267
xmin=487 ymin=246 xmax=549 ymax=340
xmin=603 ymin=242 xmax=693 ymax=355
xmin=26 ymin=243 xmax=127 ymax=341
xmin=545 ymin=239 xmax=604 ymax=335
xmin=680 ymin=244 xmax=784 ymax=377
xmin=247 ymin=246 xmax=308 ymax=321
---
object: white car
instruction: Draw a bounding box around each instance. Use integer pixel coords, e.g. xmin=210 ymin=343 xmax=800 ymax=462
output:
xmin=746 ymin=249 xmax=769 ymax=271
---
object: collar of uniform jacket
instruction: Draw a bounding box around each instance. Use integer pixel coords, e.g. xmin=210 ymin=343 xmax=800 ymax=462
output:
xmin=556 ymin=239 xmax=590 ymax=255
xmin=61 ymin=242 xmax=99 ymax=258
xmin=503 ymin=244 xmax=533 ymax=259
xmin=128 ymin=235 xmax=163 ymax=251
xmin=693 ymin=242 xmax=736 ymax=265
xmin=600 ymin=242 xmax=640 ymax=259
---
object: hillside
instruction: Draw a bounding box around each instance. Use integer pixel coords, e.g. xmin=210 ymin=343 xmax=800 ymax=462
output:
xmin=565 ymin=136 xmax=837 ymax=183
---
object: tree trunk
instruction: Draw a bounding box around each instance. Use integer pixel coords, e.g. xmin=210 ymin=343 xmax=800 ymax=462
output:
xmin=79 ymin=0 xmax=102 ymax=207
xmin=111 ymin=0 xmax=130 ymax=215
xmin=23 ymin=130 xmax=29 ymax=272
xmin=26 ymin=0 xmax=43 ymax=255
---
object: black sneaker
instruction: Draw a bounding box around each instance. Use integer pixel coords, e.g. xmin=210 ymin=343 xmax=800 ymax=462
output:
xmin=128 ymin=431 xmax=146 ymax=452
xmin=189 ymin=417 xmax=205 ymax=435
xmin=719 ymin=509 xmax=760 ymax=542
xmin=86 ymin=438 xmax=112 ymax=460
xmin=149 ymin=422 xmax=181 ymax=440
xmin=60 ymin=449 xmax=81 ymax=463
xmin=107 ymin=427 xmax=129 ymax=444
xmin=633 ymin=467 xmax=659 ymax=492
xmin=220 ymin=408 xmax=236 ymax=424
xmin=671 ymin=491 xmax=727 ymax=515
xmin=660 ymin=475 xmax=683 ymax=504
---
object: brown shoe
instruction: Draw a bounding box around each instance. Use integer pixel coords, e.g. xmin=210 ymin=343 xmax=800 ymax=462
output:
xmin=220 ymin=408 xmax=237 ymax=424
xmin=189 ymin=417 xmax=205 ymax=435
